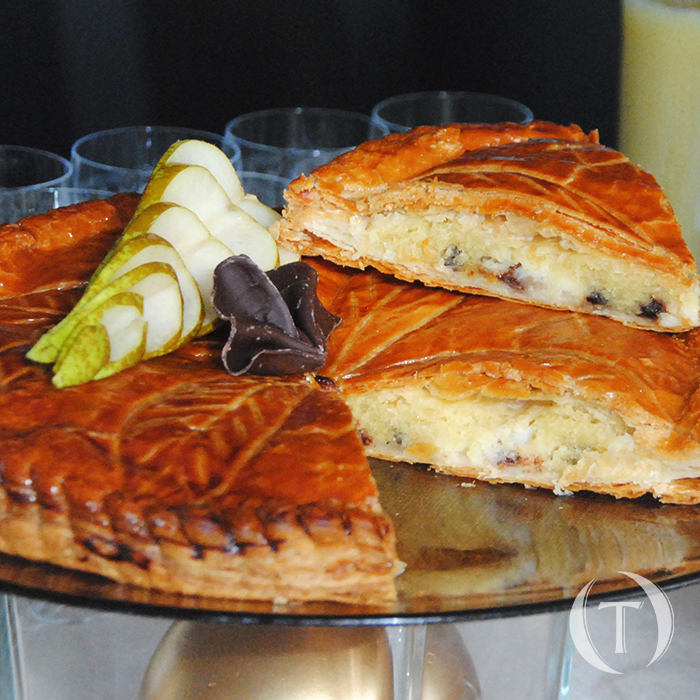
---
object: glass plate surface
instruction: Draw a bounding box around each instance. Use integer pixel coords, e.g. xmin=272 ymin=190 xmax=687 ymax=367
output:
xmin=1 ymin=458 xmax=699 ymax=626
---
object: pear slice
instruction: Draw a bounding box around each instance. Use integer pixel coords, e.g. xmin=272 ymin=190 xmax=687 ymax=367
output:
xmin=122 ymin=203 xmax=235 ymax=333
xmin=30 ymin=236 xmax=200 ymax=364
xmin=104 ymin=236 xmax=199 ymax=342
xmin=128 ymin=265 xmax=183 ymax=358
xmin=153 ymin=139 xmax=284 ymax=230
xmin=51 ymin=324 xmax=110 ymax=388
xmin=206 ymin=208 xmax=280 ymax=268
xmin=277 ymin=245 xmax=303 ymax=265
xmin=28 ymin=260 xmax=185 ymax=364
xmin=234 ymin=195 xmax=302 ymax=264
xmin=138 ymin=164 xmax=232 ymax=221
xmin=139 ymin=164 xmax=279 ymax=270
xmin=94 ymin=296 xmax=146 ymax=364
xmin=237 ymin=193 xmax=282 ymax=229
xmin=52 ymin=292 xmax=146 ymax=388
xmin=156 ymin=139 xmax=245 ymax=204
xmin=155 ymin=140 xmax=286 ymax=237
xmin=51 ymin=263 xmax=183 ymax=388
xmin=78 ymin=235 xmax=200 ymax=341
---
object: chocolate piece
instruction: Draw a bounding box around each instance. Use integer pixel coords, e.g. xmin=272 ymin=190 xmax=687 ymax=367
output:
xmin=639 ymin=297 xmax=667 ymax=320
xmin=586 ymin=291 xmax=608 ymax=306
xmin=267 ymin=262 xmax=341 ymax=348
xmin=498 ymin=264 xmax=526 ymax=291
xmin=212 ymin=256 xmax=340 ymax=376
xmin=314 ymin=375 xmax=337 ymax=390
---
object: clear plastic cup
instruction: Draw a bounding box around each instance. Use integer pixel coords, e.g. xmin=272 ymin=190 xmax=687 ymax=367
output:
xmin=1 ymin=144 xmax=74 ymax=225
xmin=369 ymin=91 xmax=534 ymax=138
xmin=224 ymin=107 xmax=383 ymax=181
xmin=71 ymin=126 xmax=242 ymax=194
xmin=0 ymin=145 xmax=73 ymax=191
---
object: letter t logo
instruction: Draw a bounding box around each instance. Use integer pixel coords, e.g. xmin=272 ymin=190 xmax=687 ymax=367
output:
xmin=598 ymin=601 xmax=644 ymax=653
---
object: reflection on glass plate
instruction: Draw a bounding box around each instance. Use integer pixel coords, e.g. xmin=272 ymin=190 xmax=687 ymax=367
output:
xmin=1 ymin=458 xmax=699 ymax=625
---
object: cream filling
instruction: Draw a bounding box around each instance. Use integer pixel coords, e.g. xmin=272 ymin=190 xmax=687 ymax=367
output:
xmin=346 ymin=387 xmax=700 ymax=491
xmin=306 ymin=210 xmax=700 ymax=328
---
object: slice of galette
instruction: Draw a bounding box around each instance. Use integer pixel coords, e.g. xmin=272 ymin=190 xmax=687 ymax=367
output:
xmin=275 ymin=121 xmax=700 ymax=332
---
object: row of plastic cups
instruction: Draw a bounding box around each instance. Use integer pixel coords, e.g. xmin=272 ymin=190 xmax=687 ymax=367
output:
xmin=70 ymin=126 xmax=240 ymax=194
xmin=65 ymin=114 xmax=368 ymax=201
xmin=0 ymin=131 xmax=270 ymax=224
xmin=65 ymin=92 xmax=533 ymax=185
xmin=67 ymin=91 xmax=531 ymax=200
xmin=1 ymin=91 xmax=533 ymax=224
xmin=68 ymin=126 xmax=291 ymax=211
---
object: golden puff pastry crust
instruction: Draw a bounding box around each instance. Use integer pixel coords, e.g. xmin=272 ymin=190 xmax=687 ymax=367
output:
xmin=312 ymin=259 xmax=700 ymax=505
xmin=275 ymin=122 xmax=700 ymax=332
xmin=0 ymin=201 xmax=401 ymax=605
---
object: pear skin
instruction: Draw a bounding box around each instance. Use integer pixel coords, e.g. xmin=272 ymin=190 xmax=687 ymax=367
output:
xmin=52 ymin=291 xmax=145 ymax=388
xmin=51 ymin=324 xmax=111 ymax=389
xmin=28 ymin=258 xmax=192 ymax=363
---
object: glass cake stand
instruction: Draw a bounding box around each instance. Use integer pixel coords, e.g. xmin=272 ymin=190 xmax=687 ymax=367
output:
xmin=2 ymin=458 xmax=700 ymax=698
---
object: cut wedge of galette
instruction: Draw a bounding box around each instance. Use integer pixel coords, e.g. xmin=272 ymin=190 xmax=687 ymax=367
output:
xmin=275 ymin=121 xmax=700 ymax=332
xmin=313 ymin=259 xmax=700 ymax=505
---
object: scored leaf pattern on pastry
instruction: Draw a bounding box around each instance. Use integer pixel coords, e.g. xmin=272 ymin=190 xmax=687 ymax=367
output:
xmin=0 ymin=194 xmax=140 ymax=297
xmin=425 ymin=139 xmax=687 ymax=267
xmin=294 ymin=121 xmax=595 ymax=193
xmin=0 ymin=201 xmax=399 ymax=604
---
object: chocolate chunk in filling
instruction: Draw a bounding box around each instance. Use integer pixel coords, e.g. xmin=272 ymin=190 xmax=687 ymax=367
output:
xmin=498 ymin=264 xmax=526 ymax=291
xmin=586 ymin=291 xmax=608 ymax=306
xmin=497 ymin=452 xmax=522 ymax=467
xmin=639 ymin=297 xmax=667 ymax=320
xmin=441 ymin=245 xmax=467 ymax=270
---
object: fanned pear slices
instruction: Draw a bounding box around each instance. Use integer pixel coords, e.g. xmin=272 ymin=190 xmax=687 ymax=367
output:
xmin=138 ymin=163 xmax=279 ymax=271
xmin=156 ymin=138 xmax=290 ymax=233
xmin=156 ymin=139 xmax=247 ymax=203
xmin=52 ymin=292 xmax=146 ymax=388
xmin=144 ymin=138 xmax=299 ymax=263
xmin=123 ymin=203 xmax=237 ymax=333
xmin=28 ymin=138 xmax=296 ymax=386
xmin=28 ymin=235 xmax=198 ymax=365
xmin=51 ymin=259 xmax=185 ymax=389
